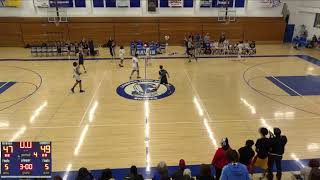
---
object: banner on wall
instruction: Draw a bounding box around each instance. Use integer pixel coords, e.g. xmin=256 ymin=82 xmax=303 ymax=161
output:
xmin=200 ymin=0 xmax=212 ymax=7
xmin=169 ymin=0 xmax=183 ymax=7
xmin=0 ymin=0 xmax=21 ymax=7
xmin=49 ymin=0 xmax=71 ymax=7
xmin=34 ymin=0 xmax=50 ymax=8
xmin=117 ymin=0 xmax=129 ymax=7
xmin=260 ymin=0 xmax=281 ymax=8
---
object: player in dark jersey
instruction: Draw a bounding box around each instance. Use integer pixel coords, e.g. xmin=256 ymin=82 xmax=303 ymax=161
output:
xmin=78 ymin=51 xmax=86 ymax=73
xmin=156 ymin=65 xmax=170 ymax=91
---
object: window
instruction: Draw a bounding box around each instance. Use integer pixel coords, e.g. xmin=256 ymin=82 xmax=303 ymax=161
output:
xmin=314 ymin=13 xmax=320 ymax=28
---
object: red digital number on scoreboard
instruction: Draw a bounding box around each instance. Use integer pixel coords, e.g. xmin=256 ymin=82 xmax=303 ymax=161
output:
xmin=19 ymin=141 xmax=32 ymax=149
xmin=19 ymin=163 xmax=33 ymax=171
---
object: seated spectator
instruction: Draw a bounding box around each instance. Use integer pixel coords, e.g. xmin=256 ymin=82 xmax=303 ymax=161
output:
xmin=172 ymin=159 xmax=186 ymax=180
xmin=238 ymin=140 xmax=255 ymax=169
xmin=76 ymin=167 xmax=94 ymax=180
xmin=249 ymin=41 xmax=256 ymax=55
xmin=221 ymin=150 xmax=250 ymax=180
xmin=183 ymin=168 xmax=195 ymax=180
xmin=153 ymin=162 xmax=170 ymax=180
xmin=99 ymin=168 xmax=114 ymax=180
xmin=197 ymin=164 xmax=215 ymax=180
xmin=124 ymin=165 xmax=144 ymax=180
xmin=212 ymin=138 xmax=232 ymax=180
xmin=292 ymin=159 xmax=320 ymax=180
xmin=309 ymin=159 xmax=320 ymax=180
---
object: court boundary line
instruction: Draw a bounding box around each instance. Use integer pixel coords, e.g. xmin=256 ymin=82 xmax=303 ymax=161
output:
xmin=0 ymin=54 xmax=298 ymax=61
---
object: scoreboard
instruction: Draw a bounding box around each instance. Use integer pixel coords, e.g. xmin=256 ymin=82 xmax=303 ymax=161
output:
xmin=0 ymin=142 xmax=52 ymax=178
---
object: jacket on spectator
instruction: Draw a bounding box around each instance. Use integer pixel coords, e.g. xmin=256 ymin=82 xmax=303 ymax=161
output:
xmin=220 ymin=163 xmax=250 ymax=180
xmin=255 ymin=137 xmax=270 ymax=159
xmin=212 ymin=147 xmax=230 ymax=169
xmin=269 ymin=135 xmax=287 ymax=156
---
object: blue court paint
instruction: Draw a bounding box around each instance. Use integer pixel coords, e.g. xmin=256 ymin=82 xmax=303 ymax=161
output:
xmin=51 ymin=158 xmax=319 ymax=179
xmin=266 ymin=76 xmax=320 ymax=96
xmin=0 ymin=82 xmax=16 ymax=94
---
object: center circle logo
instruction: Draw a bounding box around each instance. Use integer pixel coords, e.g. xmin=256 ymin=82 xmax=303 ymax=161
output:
xmin=116 ymin=79 xmax=175 ymax=100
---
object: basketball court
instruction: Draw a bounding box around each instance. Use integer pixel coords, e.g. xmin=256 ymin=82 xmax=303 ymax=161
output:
xmin=0 ymin=0 xmax=320 ymax=179
xmin=0 ymin=44 xmax=318 ymax=179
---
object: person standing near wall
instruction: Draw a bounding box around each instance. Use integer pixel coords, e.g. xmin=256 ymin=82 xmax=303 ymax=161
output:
xmin=107 ymin=37 xmax=116 ymax=59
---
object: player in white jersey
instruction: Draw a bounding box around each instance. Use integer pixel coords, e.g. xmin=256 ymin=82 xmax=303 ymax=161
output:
xmin=71 ymin=62 xmax=85 ymax=93
xmin=129 ymin=54 xmax=141 ymax=80
xmin=119 ymin=45 xmax=125 ymax=67
xmin=144 ymin=44 xmax=151 ymax=65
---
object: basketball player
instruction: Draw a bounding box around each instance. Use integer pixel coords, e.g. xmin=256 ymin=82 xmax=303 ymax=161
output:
xmin=78 ymin=50 xmax=86 ymax=73
xmin=71 ymin=62 xmax=85 ymax=93
xmin=155 ymin=65 xmax=170 ymax=92
xmin=119 ymin=45 xmax=125 ymax=67
xmin=187 ymin=39 xmax=197 ymax=62
xmin=237 ymin=41 xmax=244 ymax=61
xmin=145 ymin=44 xmax=151 ymax=65
xmin=129 ymin=54 xmax=141 ymax=80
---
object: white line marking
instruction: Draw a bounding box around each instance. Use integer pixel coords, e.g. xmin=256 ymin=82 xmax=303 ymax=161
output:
xmin=78 ymin=71 xmax=107 ymax=126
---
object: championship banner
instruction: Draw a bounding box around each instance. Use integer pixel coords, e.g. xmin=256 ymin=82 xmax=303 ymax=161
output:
xmin=169 ymin=0 xmax=183 ymax=7
xmin=34 ymin=0 xmax=50 ymax=8
xmin=0 ymin=0 xmax=21 ymax=7
xmin=260 ymin=0 xmax=281 ymax=8
xmin=117 ymin=0 xmax=129 ymax=7
xmin=200 ymin=0 xmax=212 ymax=7
xmin=49 ymin=0 xmax=72 ymax=7
xmin=214 ymin=0 xmax=233 ymax=7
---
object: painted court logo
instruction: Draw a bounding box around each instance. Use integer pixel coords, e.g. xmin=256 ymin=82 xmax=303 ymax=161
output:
xmin=116 ymin=79 xmax=175 ymax=100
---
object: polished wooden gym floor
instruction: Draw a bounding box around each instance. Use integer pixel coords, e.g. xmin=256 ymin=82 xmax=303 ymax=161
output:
xmin=0 ymin=45 xmax=319 ymax=178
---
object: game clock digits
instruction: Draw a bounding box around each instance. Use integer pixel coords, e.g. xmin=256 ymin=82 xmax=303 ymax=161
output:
xmin=0 ymin=141 xmax=52 ymax=178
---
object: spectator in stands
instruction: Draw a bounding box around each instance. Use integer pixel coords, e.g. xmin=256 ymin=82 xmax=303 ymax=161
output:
xmin=267 ymin=128 xmax=287 ymax=180
xmin=249 ymin=41 xmax=256 ymax=55
xmin=76 ymin=167 xmax=94 ymax=180
xmin=172 ymin=159 xmax=186 ymax=180
xmin=292 ymin=159 xmax=319 ymax=180
xmin=212 ymin=138 xmax=232 ymax=180
xmin=308 ymin=159 xmax=320 ymax=180
xmin=54 ymin=175 xmax=62 ymax=180
xmin=204 ymin=33 xmax=210 ymax=44
xmin=153 ymin=161 xmax=170 ymax=180
xmin=99 ymin=168 xmax=114 ymax=180
xmin=220 ymin=150 xmax=250 ymax=180
xmin=124 ymin=165 xmax=144 ymax=180
xmin=251 ymin=127 xmax=270 ymax=179
xmin=183 ymin=168 xmax=194 ymax=180
xmin=197 ymin=164 xmax=215 ymax=180
xmin=238 ymin=140 xmax=255 ymax=170
xmin=307 ymin=35 xmax=318 ymax=48
xmin=219 ymin=33 xmax=226 ymax=44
